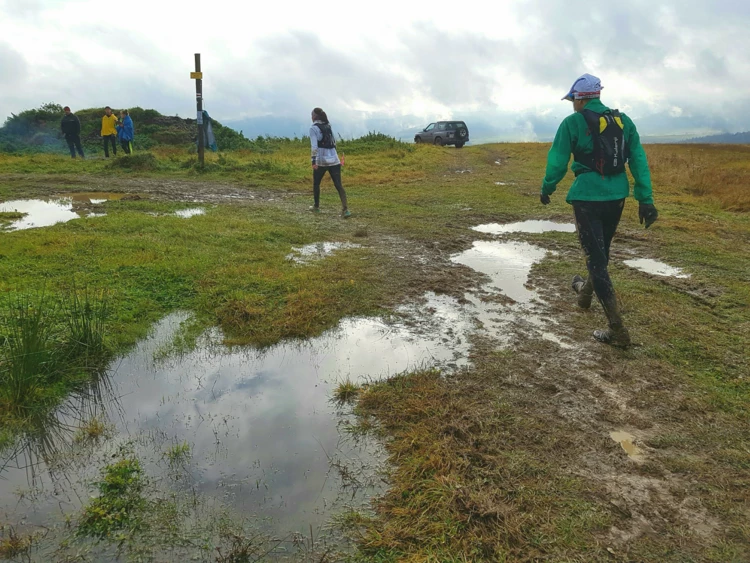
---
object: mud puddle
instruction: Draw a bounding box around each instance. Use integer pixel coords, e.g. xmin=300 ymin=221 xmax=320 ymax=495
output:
xmin=174 ymin=207 xmax=206 ymax=218
xmin=450 ymin=240 xmax=571 ymax=348
xmin=0 ymin=194 xmax=124 ymax=231
xmin=0 ymin=306 xmax=470 ymax=556
xmin=473 ymin=220 xmax=576 ymax=235
xmin=610 ymin=431 xmax=645 ymax=462
xmin=624 ymin=258 xmax=690 ymax=279
xmin=287 ymin=242 xmax=362 ymax=264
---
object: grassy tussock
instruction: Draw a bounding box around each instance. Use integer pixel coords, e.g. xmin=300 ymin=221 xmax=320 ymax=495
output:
xmin=353 ymin=370 xmax=610 ymax=561
xmin=0 ymin=289 xmax=110 ymax=438
xmin=77 ymin=458 xmax=146 ymax=539
xmin=165 ymin=441 xmax=191 ymax=465
xmin=106 ymin=152 xmax=159 ymax=171
xmin=333 ymin=379 xmax=360 ymax=403
xmin=0 ymin=527 xmax=34 ymax=560
xmin=74 ymin=416 xmax=110 ymax=444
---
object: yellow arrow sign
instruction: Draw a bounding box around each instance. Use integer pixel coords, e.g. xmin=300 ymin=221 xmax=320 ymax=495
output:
xmin=190 ymin=72 xmax=203 ymax=79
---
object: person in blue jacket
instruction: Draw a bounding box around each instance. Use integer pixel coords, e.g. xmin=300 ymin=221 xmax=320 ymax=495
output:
xmin=116 ymin=110 xmax=134 ymax=154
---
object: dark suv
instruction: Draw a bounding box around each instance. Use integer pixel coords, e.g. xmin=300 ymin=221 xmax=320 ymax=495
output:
xmin=414 ymin=121 xmax=469 ymax=148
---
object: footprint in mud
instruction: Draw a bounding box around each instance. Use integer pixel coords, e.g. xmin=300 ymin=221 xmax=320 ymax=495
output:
xmin=609 ymin=430 xmax=645 ymax=462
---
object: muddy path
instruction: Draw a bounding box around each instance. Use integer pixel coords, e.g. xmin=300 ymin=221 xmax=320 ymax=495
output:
xmin=0 ymin=173 xmax=296 ymax=204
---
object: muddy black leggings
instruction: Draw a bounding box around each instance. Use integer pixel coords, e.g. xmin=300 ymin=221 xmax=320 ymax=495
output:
xmin=313 ymin=164 xmax=348 ymax=210
xmin=572 ymin=199 xmax=625 ymax=305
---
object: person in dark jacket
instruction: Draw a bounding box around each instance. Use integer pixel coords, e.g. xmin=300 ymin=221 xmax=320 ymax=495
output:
xmin=116 ymin=110 xmax=134 ymax=154
xmin=61 ymin=106 xmax=84 ymax=159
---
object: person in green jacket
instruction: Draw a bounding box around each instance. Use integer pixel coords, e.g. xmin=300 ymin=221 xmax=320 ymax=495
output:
xmin=540 ymin=74 xmax=659 ymax=347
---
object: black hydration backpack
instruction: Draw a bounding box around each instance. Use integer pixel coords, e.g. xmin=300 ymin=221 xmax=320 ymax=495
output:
xmin=575 ymin=109 xmax=628 ymax=177
xmin=314 ymin=122 xmax=336 ymax=149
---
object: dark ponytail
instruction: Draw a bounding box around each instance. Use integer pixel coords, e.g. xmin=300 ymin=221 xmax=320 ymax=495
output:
xmin=312 ymin=107 xmax=329 ymax=124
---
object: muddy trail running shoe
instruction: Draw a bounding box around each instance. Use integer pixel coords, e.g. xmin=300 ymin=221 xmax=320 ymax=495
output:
xmin=309 ymin=206 xmax=320 ymax=213
xmin=343 ymin=210 xmax=352 ymax=218
xmin=593 ymin=324 xmax=631 ymax=348
xmin=572 ymin=274 xmax=594 ymax=309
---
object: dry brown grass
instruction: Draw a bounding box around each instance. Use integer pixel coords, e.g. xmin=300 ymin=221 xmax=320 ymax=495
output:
xmin=0 ymin=527 xmax=34 ymax=560
xmin=646 ymin=144 xmax=750 ymax=211
xmin=352 ymin=370 xmax=612 ymax=562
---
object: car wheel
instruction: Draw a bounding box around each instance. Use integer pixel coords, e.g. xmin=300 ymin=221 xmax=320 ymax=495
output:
xmin=414 ymin=136 xmax=422 ymax=143
xmin=458 ymin=128 xmax=468 ymax=139
xmin=434 ymin=137 xmax=443 ymax=146
xmin=455 ymin=143 xmax=464 ymax=148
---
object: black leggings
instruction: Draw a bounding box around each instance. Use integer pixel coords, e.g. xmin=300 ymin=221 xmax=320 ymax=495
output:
xmin=103 ymin=134 xmax=117 ymax=157
xmin=572 ymin=199 xmax=625 ymax=305
xmin=313 ymin=164 xmax=348 ymax=210
xmin=120 ymin=140 xmax=132 ymax=154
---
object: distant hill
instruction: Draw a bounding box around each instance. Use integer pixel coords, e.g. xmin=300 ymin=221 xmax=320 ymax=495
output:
xmin=0 ymin=103 xmax=254 ymax=154
xmin=680 ymin=131 xmax=750 ymax=144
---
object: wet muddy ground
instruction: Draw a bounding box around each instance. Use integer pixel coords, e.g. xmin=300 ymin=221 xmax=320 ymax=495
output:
xmin=1 ymin=166 xmax=741 ymax=560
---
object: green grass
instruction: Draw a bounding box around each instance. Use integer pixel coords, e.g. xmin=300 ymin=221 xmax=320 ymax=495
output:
xmin=333 ymin=378 xmax=361 ymax=403
xmin=0 ymin=211 xmax=26 ymax=230
xmin=73 ymin=416 xmax=110 ymax=444
xmin=0 ymin=288 xmax=111 ymax=452
xmin=0 ymin=140 xmax=748 ymax=561
xmin=164 ymin=441 xmax=191 ymax=465
xmin=77 ymin=458 xmax=146 ymax=540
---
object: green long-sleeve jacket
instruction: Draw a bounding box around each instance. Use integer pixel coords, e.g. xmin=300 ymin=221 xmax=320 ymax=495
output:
xmin=541 ymin=99 xmax=654 ymax=204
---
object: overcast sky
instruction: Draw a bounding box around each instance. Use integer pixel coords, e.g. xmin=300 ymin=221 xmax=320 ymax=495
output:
xmin=1 ymin=0 xmax=748 ymax=141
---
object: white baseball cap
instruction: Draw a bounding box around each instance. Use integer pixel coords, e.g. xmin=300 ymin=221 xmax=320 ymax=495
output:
xmin=562 ymin=74 xmax=603 ymax=101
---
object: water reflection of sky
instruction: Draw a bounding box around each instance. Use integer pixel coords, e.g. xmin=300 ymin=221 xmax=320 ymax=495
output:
xmin=472 ymin=220 xmax=576 ymax=235
xmin=0 ymin=194 xmax=124 ymax=231
xmin=0 ymin=306 xmax=472 ymax=542
xmin=0 ymin=199 xmax=80 ymax=230
xmin=452 ymin=240 xmax=548 ymax=303
xmin=624 ymin=258 xmax=690 ymax=279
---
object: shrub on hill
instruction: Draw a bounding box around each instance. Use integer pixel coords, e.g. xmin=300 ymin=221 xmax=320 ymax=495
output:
xmin=0 ymin=103 xmax=255 ymax=154
xmin=0 ymin=103 xmax=408 ymax=156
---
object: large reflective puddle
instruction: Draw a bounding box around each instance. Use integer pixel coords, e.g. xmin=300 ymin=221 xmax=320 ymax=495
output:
xmin=0 ymin=303 xmax=471 ymax=557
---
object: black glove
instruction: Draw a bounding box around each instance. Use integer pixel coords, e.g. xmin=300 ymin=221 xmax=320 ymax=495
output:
xmin=540 ymin=193 xmax=551 ymax=205
xmin=639 ymin=203 xmax=658 ymax=229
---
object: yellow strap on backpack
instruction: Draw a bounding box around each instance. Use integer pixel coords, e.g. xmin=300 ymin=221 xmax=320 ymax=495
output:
xmin=599 ymin=115 xmax=625 ymax=133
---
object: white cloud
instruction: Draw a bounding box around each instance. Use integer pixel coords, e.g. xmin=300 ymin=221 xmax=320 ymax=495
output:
xmin=1 ymin=0 xmax=749 ymax=139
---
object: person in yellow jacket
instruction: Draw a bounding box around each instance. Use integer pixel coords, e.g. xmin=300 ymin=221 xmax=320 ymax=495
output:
xmin=101 ymin=106 xmax=119 ymax=157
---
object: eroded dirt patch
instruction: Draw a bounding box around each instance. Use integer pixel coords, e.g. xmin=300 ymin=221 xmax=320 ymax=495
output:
xmin=0 ymin=174 xmax=295 ymax=204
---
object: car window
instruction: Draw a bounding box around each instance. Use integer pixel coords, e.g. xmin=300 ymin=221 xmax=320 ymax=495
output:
xmin=437 ymin=123 xmax=446 ymax=130
xmin=446 ymin=123 xmax=455 ymax=130
xmin=425 ymin=123 xmax=435 ymax=131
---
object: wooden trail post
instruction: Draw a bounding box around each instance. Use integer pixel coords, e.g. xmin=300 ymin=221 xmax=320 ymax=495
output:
xmin=192 ymin=53 xmax=204 ymax=167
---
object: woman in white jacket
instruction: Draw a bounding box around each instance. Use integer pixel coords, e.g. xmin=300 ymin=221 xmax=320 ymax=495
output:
xmin=309 ymin=108 xmax=350 ymax=218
